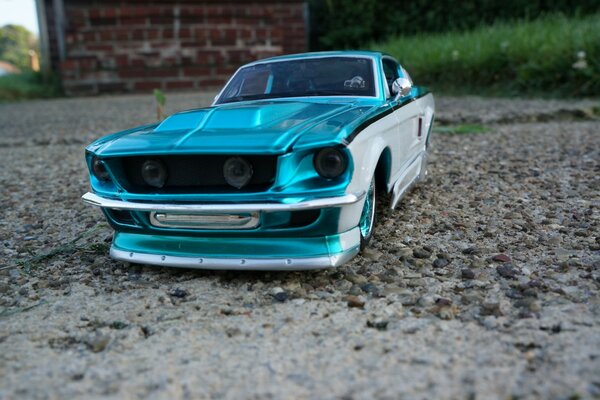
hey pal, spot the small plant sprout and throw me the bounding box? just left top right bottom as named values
left=154, top=89, right=167, bottom=120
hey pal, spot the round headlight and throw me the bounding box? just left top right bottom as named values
left=314, top=147, right=347, bottom=179
left=223, top=157, right=253, bottom=189
left=91, top=156, right=111, bottom=182
left=141, top=159, right=168, bottom=188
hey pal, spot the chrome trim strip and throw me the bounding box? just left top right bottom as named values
left=82, top=191, right=364, bottom=213
left=110, top=247, right=359, bottom=270
left=149, top=212, right=260, bottom=230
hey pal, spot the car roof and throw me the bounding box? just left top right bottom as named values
left=245, top=51, right=387, bottom=66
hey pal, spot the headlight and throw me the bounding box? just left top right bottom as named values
left=313, top=147, right=347, bottom=179
left=91, top=156, right=111, bottom=182
left=223, top=157, right=253, bottom=189
left=141, top=159, right=168, bottom=188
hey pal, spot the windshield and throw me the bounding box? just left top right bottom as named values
left=216, top=57, right=376, bottom=104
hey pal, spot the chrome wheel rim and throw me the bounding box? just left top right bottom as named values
left=359, top=179, right=375, bottom=239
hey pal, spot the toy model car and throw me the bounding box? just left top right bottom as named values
left=82, top=51, right=434, bottom=270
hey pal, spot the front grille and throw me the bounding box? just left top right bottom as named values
left=115, top=155, right=277, bottom=193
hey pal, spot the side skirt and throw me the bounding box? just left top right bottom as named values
left=389, top=151, right=426, bottom=210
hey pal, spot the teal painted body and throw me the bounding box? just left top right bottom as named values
left=84, top=51, right=430, bottom=266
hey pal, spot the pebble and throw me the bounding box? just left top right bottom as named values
left=168, top=288, right=189, bottom=298
left=413, top=248, right=432, bottom=259
left=461, top=269, right=476, bottom=280
left=86, top=333, right=111, bottom=353
left=0, top=282, right=11, bottom=294
left=497, top=264, right=519, bottom=279
left=366, top=319, right=389, bottom=331
left=492, top=254, right=511, bottom=263
left=273, top=291, right=289, bottom=302
left=345, top=295, right=366, bottom=308
left=433, top=258, right=450, bottom=268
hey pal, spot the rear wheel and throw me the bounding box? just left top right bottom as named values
left=359, top=178, right=377, bottom=250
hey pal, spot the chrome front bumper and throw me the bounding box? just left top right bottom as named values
left=81, top=191, right=364, bottom=213
left=82, top=191, right=364, bottom=270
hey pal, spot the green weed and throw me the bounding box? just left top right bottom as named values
left=435, top=124, right=490, bottom=135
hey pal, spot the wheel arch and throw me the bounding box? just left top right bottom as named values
left=375, top=147, right=392, bottom=193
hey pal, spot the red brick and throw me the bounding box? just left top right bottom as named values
left=132, top=29, right=145, bottom=40
left=183, top=66, right=211, bottom=76
left=181, top=7, right=204, bottom=17
left=146, top=68, right=174, bottom=78
left=166, top=80, right=194, bottom=90
left=87, top=44, right=113, bottom=52
left=99, top=30, right=113, bottom=41
left=198, top=78, right=226, bottom=88
left=179, top=28, right=192, bottom=39
left=121, top=17, right=147, bottom=26
left=134, top=81, right=162, bottom=91
left=118, top=67, right=146, bottom=78
left=113, top=29, right=130, bottom=41
left=98, top=82, right=126, bottom=93
left=143, top=29, right=158, bottom=40
left=102, top=8, right=117, bottom=18
left=115, top=55, right=129, bottom=67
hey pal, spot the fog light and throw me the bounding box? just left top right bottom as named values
left=141, top=159, right=168, bottom=188
left=314, top=147, right=347, bottom=179
left=91, top=156, right=111, bottom=181
left=223, top=157, right=253, bottom=189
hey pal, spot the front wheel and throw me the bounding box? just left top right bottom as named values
left=359, top=178, right=377, bottom=250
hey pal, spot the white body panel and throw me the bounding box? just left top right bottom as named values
left=340, top=93, right=435, bottom=231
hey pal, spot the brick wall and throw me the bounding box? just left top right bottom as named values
left=50, top=0, right=307, bottom=95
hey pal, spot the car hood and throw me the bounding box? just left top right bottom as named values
left=89, top=99, right=381, bottom=157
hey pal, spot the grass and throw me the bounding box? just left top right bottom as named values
left=372, top=13, right=600, bottom=97
left=0, top=71, right=63, bottom=102
left=0, top=224, right=109, bottom=273
left=434, top=124, right=490, bottom=135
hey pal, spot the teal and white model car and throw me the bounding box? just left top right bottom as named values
left=83, top=51, right=435, bottom=270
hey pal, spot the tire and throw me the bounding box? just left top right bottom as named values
left=359, top=178, right=377, bottom=250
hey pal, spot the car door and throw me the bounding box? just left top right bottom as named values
left=382, top=57, right=424, bottom=204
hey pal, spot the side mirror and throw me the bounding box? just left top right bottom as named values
left=392, top=77, right=412, bottom=100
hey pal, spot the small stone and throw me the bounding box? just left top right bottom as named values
left=432, top=258, right=450, bottom=268
left=417, top=295, right=436, bottom=307
left=436, top=305, right=458, bottom=320
left=435, top=297, right=452, bottom=306
left=360, top=282, right=381, bottom=296
left=0, top=283, right=11, bottom=294
left=461, top=269, right=475, bottom=280
left=462, top=247, right=478, bottom=255
left=492, top=254, right=511, bottom=263
left=481, top=300, right=503, bottom=316
left=497, top=264, right=519, bottom=279
left=273, top=291, right=288, bottom=302
left=413, top=248, right=432, bottom=259
left=366, top=319, right=388, bottom=331
left=345, top=295, right=366, bottom=308
left=86, top=333, right=111, bottom=353
left=345, top=273, right=368, bottom=285
left=168, top=288, right=189, bottom=298
left=362, top=247, right=383, bottom=261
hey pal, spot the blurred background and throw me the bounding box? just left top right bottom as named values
left=0, top=0, right=598, bottom=101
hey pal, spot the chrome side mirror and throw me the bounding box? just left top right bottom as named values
left=392, top=77, right=412, bottom=100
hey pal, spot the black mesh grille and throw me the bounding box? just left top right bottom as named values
left=116, top=155, right=277, bottom=193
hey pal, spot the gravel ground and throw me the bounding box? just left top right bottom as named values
left=0, top=93, right=599, bottom=399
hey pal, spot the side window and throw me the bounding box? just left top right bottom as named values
left=382, top=58, right=400, bottom=98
